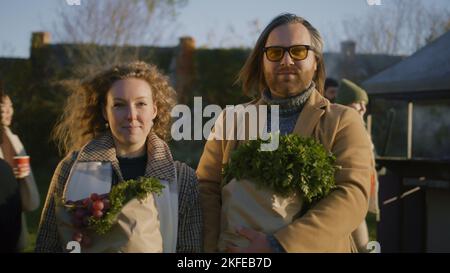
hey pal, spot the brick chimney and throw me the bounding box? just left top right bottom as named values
left=31, top=32, right=51, bottom=49
left=339, top=40, right=358, bottom=81
left=171, top=36, right=196, bottom=104
left=341, top=40, right=356, bottom=59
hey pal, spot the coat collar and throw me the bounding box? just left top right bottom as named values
left=254, top=88, right=328, bottom=137
left=293, top=89, right=328, bottom=137
left=77, top=131, right=175, bottom=183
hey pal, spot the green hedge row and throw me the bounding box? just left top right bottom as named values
left=1, top=46, right=253, bottom=170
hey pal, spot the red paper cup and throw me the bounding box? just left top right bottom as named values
left=14, top=155, right=30, bottom=168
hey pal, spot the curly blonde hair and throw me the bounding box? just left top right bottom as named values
left=53, top=61, right=177, bottom=155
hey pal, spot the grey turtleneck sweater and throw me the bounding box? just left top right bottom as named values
left=262, top=82, right=315, bottom=135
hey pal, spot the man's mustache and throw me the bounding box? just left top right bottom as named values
left=276, top=67, right=299, bottom=74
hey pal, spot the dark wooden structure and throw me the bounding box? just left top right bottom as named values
left=362, top=31, right=450, bottom=252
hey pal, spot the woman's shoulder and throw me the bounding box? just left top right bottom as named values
left=174, top=161, right=199, bottom=214
left=59, top=151, right=79, bottom=165
left=3, top=127, right=24, bottom=148
left=53, top=151, right=79, bottom=180
left=174, top=161, right=197, bottom=184
left=48, top=151, right=80, bottom=197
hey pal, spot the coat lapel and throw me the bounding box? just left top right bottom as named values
left=76, top=131, right=175, bottom=184
left=144, top=132, right=175, bottom=183
left=77, top=132, right=124, bottom=182
left=293, top=89, right=328, bottom=137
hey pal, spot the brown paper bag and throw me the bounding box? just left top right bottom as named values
left=218, top=178, right=303, bottom=252
left=55, top=194, right=163, bottom=253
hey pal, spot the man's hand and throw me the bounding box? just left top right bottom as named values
left=226, top=227, right=272, bottom=253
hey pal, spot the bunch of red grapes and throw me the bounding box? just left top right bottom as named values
left=66, top=193, right=111, bottom=247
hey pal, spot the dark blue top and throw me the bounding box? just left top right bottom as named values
left=117, top=154, right=148, bottom=181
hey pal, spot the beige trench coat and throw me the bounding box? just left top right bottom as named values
left=197, top=89, right=373, bottom=253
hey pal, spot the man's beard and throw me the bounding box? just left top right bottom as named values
left=265, top=70, right=310, bottom=98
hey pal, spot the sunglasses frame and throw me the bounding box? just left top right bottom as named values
left=263, top=45, right=315, bottom=62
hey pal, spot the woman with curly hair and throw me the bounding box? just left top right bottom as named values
left=35, top=61, right=202, bottom=253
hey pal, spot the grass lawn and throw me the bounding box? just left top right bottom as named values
left=367, top=212, right=378, bottom=242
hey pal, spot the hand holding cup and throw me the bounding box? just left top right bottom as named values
left=13, top=156, right=30, bottom=179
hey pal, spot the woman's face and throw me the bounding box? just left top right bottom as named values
left=103, top=78, right=157, bottom=154
left=1, top=95, right=14, bottom=127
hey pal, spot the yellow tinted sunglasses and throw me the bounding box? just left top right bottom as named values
left=263, top=45, right=315, bottom=62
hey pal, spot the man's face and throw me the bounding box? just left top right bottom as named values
left=324, top=86, right=338, bottom=102
left=263, top=23, right=317, bottom=98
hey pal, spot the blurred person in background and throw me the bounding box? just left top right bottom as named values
left=1, top=88, right=40, bottom=252
left=0, top=83, right=22, bottom=252
left=335, top=78, right=380, bottom=253
left=324, top=77, right=339, bottom=103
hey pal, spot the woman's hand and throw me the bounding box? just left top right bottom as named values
left=14, top=164, right=30, bottom=179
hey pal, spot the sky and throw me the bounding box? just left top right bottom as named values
left=0, top=0, right=449, bottom=58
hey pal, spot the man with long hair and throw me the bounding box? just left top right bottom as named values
left=197, top=13, right=373, bottom=252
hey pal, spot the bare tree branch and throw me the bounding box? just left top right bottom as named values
left=52, top=0, right=187, bottom=76
left=332, top=0, right=450, bottom=55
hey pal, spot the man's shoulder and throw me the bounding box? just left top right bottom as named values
left=243, top=97, right=261, bottom=106
left=327, top=102, right=348, bottom=114
left=223, top=98, right=261, bottom=110
left=325, top=103, right=360, bottom=122
left=314, top=103, right=365, bottom=138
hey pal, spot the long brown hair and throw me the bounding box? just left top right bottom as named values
left=236, top=13, right=326, bottom=97
left=53, top=61, right=177, bottom=155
